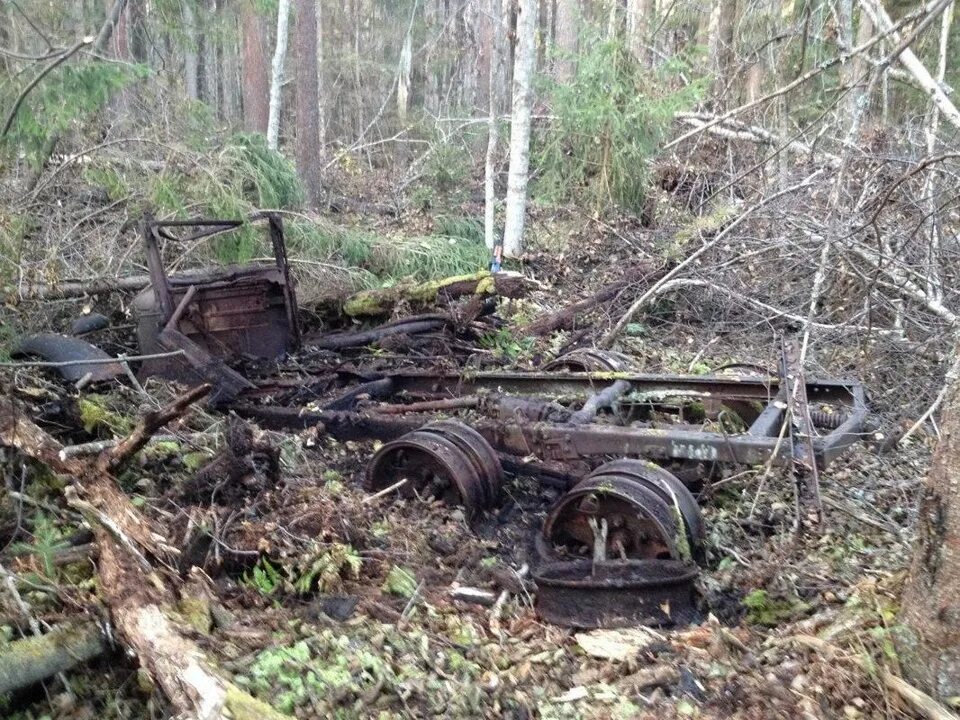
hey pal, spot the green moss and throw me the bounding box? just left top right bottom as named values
left=177, top=597, right=212, bottom=635
left=224, top=683, right=291, bottom=720
left=78, top=397, right=132, bottom=436
left=182, top=451, right=213, bottom=471
left=382, top=566, right=418, bottom=598
left=743, top=589, right=810, bottom=626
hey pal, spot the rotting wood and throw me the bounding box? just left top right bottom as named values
left=0, top=620, right=106, bottom=694
left=0, top=398, right=290, bottom=720
left=342, top=271, right=527, bottom=317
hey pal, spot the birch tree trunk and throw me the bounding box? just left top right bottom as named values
left=899, top=365, right=960, bottom=700
left=484, top=0, right=507, bottom=250
left=294, top=0, right=322, bottom=206
left=241, top=1, right=270, bottom=133
left=397, top=26, right=412, bottom=121
left=502, top=0, right=538, bottom=258
left=267, top=0, right=292, bottom=150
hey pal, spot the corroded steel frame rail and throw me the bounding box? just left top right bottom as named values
left=232, top=369, right=870, bottom=471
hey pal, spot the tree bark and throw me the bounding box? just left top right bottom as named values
left=184, top=0, right=200, bottom=100
left=0, top=622, right=106, bottom=694
left=553, top=0, right=578, bottom=82
left=900, top=371, right=960, bottom=701
left=267, top=0, right=292, bottom=150
left=241, top=1, right=270, bottom=133
left=502, top=0, right=538, bottom=258
left=294, top=0, right=322, bottom=206
left=626, top=0, right=651, bottom=65
left=707, top=0, right=737, bottom=102
left=484, top=0, right=507, bottom=250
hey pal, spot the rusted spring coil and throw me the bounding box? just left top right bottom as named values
left=541, top=459, right=704, bottom=563
left=808, top=409, right=849, bottom=430
left=365, top=421, right=502, bottom=518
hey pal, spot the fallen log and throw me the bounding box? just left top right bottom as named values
left=343, top=271, right=527, bottom=317
left=3, top=274, right=151, bottom=302
left=0, top=621, right=106, bottom=694
left=0, top=396, right=288, bottom=719
left=521, top=263, right=666, bottom=337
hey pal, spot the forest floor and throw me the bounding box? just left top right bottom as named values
left=0, top=191, right=940, bottom=720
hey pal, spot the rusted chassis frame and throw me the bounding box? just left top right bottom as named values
left=234, top=370, right=869, bottom=471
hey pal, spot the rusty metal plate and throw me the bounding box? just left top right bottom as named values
left=534, top=559, right=699, bottom=628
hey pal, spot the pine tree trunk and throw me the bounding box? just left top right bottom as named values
left=241, top=2, right=270, bottom=133
left=267, top=0, right=292, bottom=150
left=184, top=0, right=200, bottom=100
left=502, top=0, right=538, bottom=258
left=315, top=1, right=325, bottom=146
left=294, top=0, right=322, bottom=206
left=899, top=368, right=960, bottom=700
left=626, top=0, right=651, bottom=64
left=553, top=0, right=578, bottom=82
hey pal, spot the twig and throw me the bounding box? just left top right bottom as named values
left=900, top=351, right=960, bottom=444
left=0, top=350, right=186, bottom=369
left=601, top=173, right=824, bottom=347
left=362, top=478, right=409, bottom=504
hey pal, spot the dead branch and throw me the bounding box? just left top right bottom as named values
left=521, top=262, right=665, bottom=336
left=99, top=384, right=210, bottom=472
left=0, top=621, right=106, bottom=694
left=3, top=274, right=151, bottom=301
left=601, top=173, right=825, bottom=347
left=0, top=399, right=288, bottom=719
left=859, top=0, right=960, bottom=129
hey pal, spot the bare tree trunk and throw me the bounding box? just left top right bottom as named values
left=502, top=0, right=537, bottom=258
left=899, top=366, right=960, bottom=701
left=850, top=7, right=873, bottom=119
left=294, top=0, right=322, bottom=206
left=626, top=0, right=651, bottom=64
left=553, top=0, right=578, bottom=81
left=397, top=24, right=412, bottom=121
left=922, top=2, right=953, bottom=310
left=707, top=0, right=737, bottom=101
left=316, top=1, right=325, bottom=146
left=484, top=0, right=507, bottom=250
left=221, top=8, right=241, bottom=123
left=184, top=0, right=200, bottom=100
left=267, top=0, right=292, bottom=150
left=838, top=0, right=856, bottom=121
left=241, top=1, right=270, bottom=133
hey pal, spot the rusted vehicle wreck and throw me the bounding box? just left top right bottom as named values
left=13, top=214, right=873, bottom=629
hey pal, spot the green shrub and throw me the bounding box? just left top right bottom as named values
left=535, top=29, right=705, bottom=212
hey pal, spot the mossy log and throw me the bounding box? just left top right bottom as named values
left=0, top=621, right=106, bottom=694
left=343, top=270, right=527, bottom=317
left=0, top=395, right=290, bottom=719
